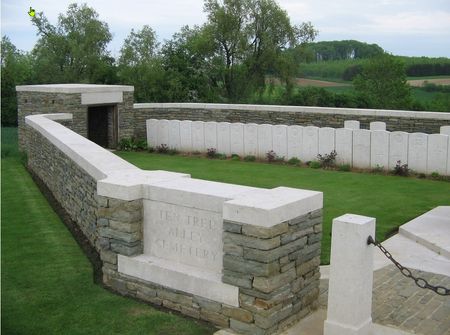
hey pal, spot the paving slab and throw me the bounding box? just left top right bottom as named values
left=399, top=206, right=450, bottom=258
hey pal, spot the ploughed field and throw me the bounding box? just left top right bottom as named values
left=116, top=150, right=450, bottom=265
left=1, top=128, right=214, bottom=335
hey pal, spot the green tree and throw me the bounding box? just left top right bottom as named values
left=1, top=36, right=33, bottom=126
left=354, top=54, right=412, bottom=110
left=203, top=0, right=317, bottom=101
left=117, top=25, right=165, bottom=102
left=161, top=25, right=221, bottom=102
left=31, top=3, right=115, bottom=83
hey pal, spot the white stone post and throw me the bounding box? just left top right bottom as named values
left=324, top=214, right=376, bottom=335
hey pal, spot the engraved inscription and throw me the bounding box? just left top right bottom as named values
left=144, top=201, right=223, bottom=272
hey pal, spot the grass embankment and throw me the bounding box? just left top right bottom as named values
left=116, top=150, right=450, bottom=264
left=1, top=128, right=214, bottom=335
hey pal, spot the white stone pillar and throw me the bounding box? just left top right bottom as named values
left=324, top=214, right=376, bottom=335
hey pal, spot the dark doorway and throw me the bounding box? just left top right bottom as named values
left=87, top=105, right=117, bottom=148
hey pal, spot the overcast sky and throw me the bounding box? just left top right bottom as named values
left=2, top=0, right=450, bottom=57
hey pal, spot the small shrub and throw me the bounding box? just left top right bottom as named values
left=317, top=150, right=337, bottom=169
left=266, top=150, right=277, bottom=163
left=135, top=140, right=147, bottom=150
left=118, top=138, right=135, bottom=151
left=156, top=144, right=169, bottom=154
left=392, top=160, right=410, bottom=177
left=206, top=148, right=217, bottom=158
left=231, top=154, right=241, bottom=161
left=338, top=164, right=351, bottom=172
left=118, top=138, right=147, bottom=151
left=372, top=165, right=384, bottom=173
left=217, top=153, right=227, bottom=160
left=148, top=146, right=155, bottom=153
left=309, top=161, right=322, bottom=169
left=418, top=173, right=426, bottom=179
left=287, top=157, right=301, bottom=165
left=431, top=172, right=440, bottom=180
left=244, top=155, right=256, bottom=162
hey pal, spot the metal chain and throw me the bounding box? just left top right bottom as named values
left=367, top=236, right=450, bottom=296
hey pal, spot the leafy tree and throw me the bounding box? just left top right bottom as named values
left=307, top=40, right=384, bottom=61
left=161, top=25, right=221, bottom=102
left=117, top=25, right=166, bottom=102
left=203, top=0, right=317, bottom=100
left=353, top=54, right=412, bottom=110
left=1, top=36, right=33, bottom=126
left=31, top=3, right=115, bottom=83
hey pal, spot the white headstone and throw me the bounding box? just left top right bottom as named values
left=344, top=120, right=360, bottom=130
left=389, top=132, right=409, bottom=169
left=180, top=120, right=193, bottom=152
left=318, top=127, right=335, bottom=156
left=168, top=120, right=181, bottom=150
left=192, top=121, right=205, bottom=152
left=335, top=128, right=353, bottom=165
left=257, top=124, right=273, bottom=158
left=427, top=134, right=449, bottom=175
left=352, top=129, right=371, bottom=169
left=204, top=121, right=218, bottom=150
left=447, top=136, right=450, bottom=176
left=370, top=122, right=386, bottom=131
left=158, top=119, right=170, bottom=147
left=440, top=125, right=450, bottom=135
left=301, top=126, right=319, bottom=162
left=217, top=122, right=231, bottom=155
left=230, top=123, right=244, bottom=156
left=272, top=125, right=288, bottom=160
left=244, top=123, right=258, bottom=156
left=287, top=126, right=303, bottom=160
left=408, top=133, right=428, bottom=174
left=370, top=130, right=389, bottom=169
left=146, top=119, right=159, bottom=148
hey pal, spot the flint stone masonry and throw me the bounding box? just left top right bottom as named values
left=133, top=103, right=450, bottom=140
left=24, top=112, right=323, bottom=334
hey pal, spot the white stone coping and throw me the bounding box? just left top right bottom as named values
left=223, top=187, right=323, bottom=227
left=144, top=178, right=260, bottom=213
left=26, top=114, right=323, bottom=217
left=399, top=206, right=450, bottom=258
left=26, top=114, right=188, bottom=200
left=118, top=254, right=239, bottom=307
left=134, top=103, right=450, bottom=120
left=17, top=84, right=134, bottom=93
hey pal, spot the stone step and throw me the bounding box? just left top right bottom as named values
left=399, top=206, right=450, bottom=259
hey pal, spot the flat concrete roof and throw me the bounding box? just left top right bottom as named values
left=16, top=84, right=134, bottom=93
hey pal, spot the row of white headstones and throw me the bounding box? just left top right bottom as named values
left=146, top=119, right=450, bottom=175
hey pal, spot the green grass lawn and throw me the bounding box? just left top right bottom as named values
left=1, top=128, right=214, bottom=335
left=115, top=151, right=450, bottom=264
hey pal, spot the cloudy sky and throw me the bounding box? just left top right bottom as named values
left=2, top=0, right=450, bottom=57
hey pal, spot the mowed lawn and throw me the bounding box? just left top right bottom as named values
left=1, top=128, right=215, bottom=335
left=116, top=151, right=450, bottom=264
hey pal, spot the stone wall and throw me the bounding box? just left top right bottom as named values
left=18, top=91, right=81, bottom=150
left=26, top=125, right=100, bottom=250
left=133, top=103, right=450, bottom=140
left=24, top=113, right=323, bottom=334
left=221, top=210, right=322, bottom=334
left=16, top=85, right=134, bottom=151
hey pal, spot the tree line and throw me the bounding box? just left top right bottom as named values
left=2, top=1, right=448, bottom=126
